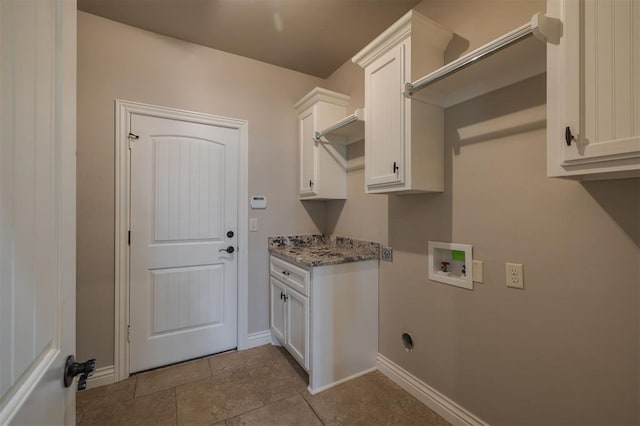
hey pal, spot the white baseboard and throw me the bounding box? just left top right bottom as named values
left=377, top=354, right=488, bottom=426
left=86, top=365, right=115, bottom=389
left=307, top=366, right=377, bottom=395
left=245, top=330, right=273, bottom=349
left=271, top=334, right=283, bottom=347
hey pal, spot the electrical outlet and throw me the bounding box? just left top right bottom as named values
left=381, top=247, right=393, bottom=262
left=506, top=262, right=524, bottom=289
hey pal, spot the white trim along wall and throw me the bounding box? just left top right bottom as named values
left=114, top=99, right=249, bottom=381
left=86, top=366, right=116, bottom=389
left=246, top=330, right=273, bottom=349
left=376, top=354, right=488, bottom=426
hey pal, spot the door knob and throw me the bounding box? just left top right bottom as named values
left=219, top=246, right=235, bottom=254
left=64, top=355, right=96, bottom=391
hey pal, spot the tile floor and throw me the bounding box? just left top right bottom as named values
left=77, top=345, right=449, bottom=425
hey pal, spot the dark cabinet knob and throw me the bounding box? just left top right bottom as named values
left=565, top=126, right=575, bottom=146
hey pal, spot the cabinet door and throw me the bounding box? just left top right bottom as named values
left=548, top=0, right=640, bottom=176
left=285, top=288, right=309, bottom=369
left=299, top=106, right=317, bottom=196
left=365, top=42, right=406, bottom=189
left=270, top=277, right=286, bottom=344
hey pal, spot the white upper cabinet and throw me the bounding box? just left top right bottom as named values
left=547, top=0, right=640, bottom=179
left=352, top=11, right=453, bottom=193
left=294, top=88, right=349, bottom=199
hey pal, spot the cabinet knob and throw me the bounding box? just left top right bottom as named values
left=309, top=180, right=313, bottom=187
left=565, top=126, right=575, bottom=146
left=393, top=161, right=399, bottom=173
left=280, top=291, right=284, bottom=300
left=283, top=294, right=289, bottom=302
left=282, top=270, right=290, bottom=276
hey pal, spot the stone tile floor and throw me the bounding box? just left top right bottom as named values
left=77, top=345, right=450, bottom=425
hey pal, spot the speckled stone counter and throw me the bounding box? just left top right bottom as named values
left=268, top=235, right=380, bottom=267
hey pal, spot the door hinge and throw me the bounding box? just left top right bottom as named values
left=128, top=230, right=131, bottom=245
left=127, top=324, right=131, bottom=343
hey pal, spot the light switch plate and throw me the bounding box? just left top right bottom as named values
left=249, top=218, right=258, bottom=232
left=472, top=260, right=483, bottom=283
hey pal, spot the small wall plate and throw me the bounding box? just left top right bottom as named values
left=381, top=247, right=393, bottom=262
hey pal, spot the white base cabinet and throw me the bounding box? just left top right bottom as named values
left=270, top=278, right=309, bottom=368
left=269, top=257, right=310, bottom=369
left=269, top=255, right=378, bottom=394
left=269, top=277, right=287, bottom=347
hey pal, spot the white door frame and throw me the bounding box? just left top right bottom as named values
left=114, top=99, right=249, bottom=381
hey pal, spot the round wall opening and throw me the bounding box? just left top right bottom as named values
left=401, top=332, right=414, bottom=351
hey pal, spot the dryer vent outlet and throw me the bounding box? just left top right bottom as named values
left=402, top=332, right=414, bottom=351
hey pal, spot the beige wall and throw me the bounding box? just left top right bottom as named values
left=77, top=11, right=324, bottom=366
left=78, top=2, right=640, bottom=423
left=323, top=1, right=640, bottom=424
left=323, top=60, right=387, bottom=244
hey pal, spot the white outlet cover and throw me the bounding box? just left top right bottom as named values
left=506, top=262, right=524, bottom=289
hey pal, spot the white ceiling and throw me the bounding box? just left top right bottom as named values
left=77, top=0, right=421, bottom=78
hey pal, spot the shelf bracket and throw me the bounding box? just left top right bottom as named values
left=531, top=12, right=562, bottom=45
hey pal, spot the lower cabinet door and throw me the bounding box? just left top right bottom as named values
left=285, top=287, right=309, bottom=369
left=270, top=277, right=286, bottom=344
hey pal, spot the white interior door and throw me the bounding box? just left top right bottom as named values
left=129, top=112, right=239, bottom=373
left=0, top=0, right=77, bottom=424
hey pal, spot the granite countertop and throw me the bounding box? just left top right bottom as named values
left=268, top=235, right=380, bottom=267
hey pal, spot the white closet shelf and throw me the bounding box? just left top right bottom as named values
left=404, top=13, right=561, bottom=108
left=314, top=108, right=365, bottom=145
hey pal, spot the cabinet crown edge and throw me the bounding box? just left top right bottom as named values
left=294, top=87, right=351, bottom=113
left=351, top=9, right=453, bottom=68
